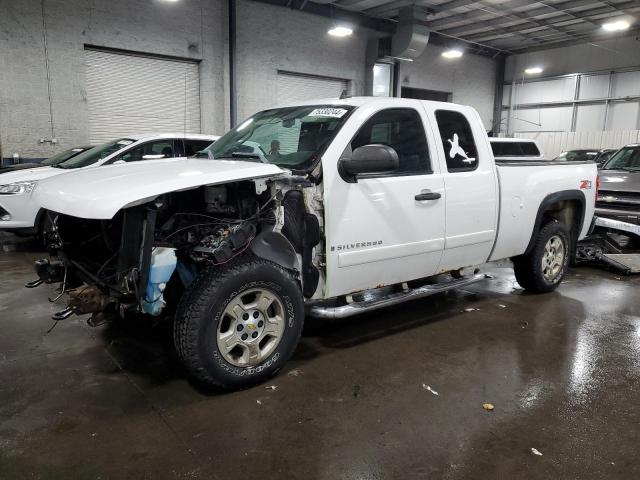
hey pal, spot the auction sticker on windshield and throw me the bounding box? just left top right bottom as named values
left=308, top=108, right=348, bottom=118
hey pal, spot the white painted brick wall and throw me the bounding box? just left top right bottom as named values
left=401, top=43, right=497, bottom=129
left=0, top=0, right=227, bottom=160
left=0, top=0, right=497, bottom=160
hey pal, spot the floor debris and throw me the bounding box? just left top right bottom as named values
left=288, top=369, right=301, bottom=377
left=256, top=400, right=262, bottom=405
left=422, top=384, right=439, bottom=396
left=265, top=385, right=277, bottom=391
left=464, top=308, right=479, bottom=312
left=498, top=304, right=507, bottom=308
left=483, top=403, right=494, bottom=411
left=531, top=448, right=543, bottom=456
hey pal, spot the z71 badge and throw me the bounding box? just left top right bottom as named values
left=331, top=240, right=383, bottom=252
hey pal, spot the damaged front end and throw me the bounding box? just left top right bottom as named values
left=30, top=176, right=324, bottom=324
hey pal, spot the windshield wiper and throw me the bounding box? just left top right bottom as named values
left=231, top=152, right=262, bottom=159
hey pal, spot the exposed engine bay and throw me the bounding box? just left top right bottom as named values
left=33, top=178, right=323, bottom=323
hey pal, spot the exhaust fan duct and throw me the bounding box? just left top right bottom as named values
left=390, top=6, right=430, bottom=61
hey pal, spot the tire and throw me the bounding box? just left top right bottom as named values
left=513, top=219, right=570, bottom=293
left=173, top=256, right=304, bottom=389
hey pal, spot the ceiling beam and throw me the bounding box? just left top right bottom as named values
left=463, top=3, right=640, bottom=42
left=427, top=0, right=604, bottom=30
left=510, top=25, right=640, bottom=53
left=437, top=1, right=587, bottom=46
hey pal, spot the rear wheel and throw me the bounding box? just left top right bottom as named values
left=513, top=220, right=570, bottom=293
left=173, top=257, right=304, bottom=389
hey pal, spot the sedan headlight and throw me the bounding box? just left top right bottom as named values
left=0, top=181, right=37, bottom=195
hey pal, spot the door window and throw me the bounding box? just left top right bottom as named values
left=435, top=110, right=478, bottom=172
left=184, top=140, right=214, bottom=156
left=118, top=140, right=175, bottom=163
left=350, top=108, right=431, bottom=175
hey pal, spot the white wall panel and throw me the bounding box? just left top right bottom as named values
left=511, top=107, right=572, bottom=132
left=578, top=74, right=609, bottom=100
left=607, top=102, right=640, bottom=131
left=575, top=104, right=606, bottom=132
left=612, top=71, right=640, bottom=97
left=513, top=77, right=575, bottom=104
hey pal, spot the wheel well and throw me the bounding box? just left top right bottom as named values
left=542, top=199, right=581, bottom=234
left=525, top=191, right=586, bottom=255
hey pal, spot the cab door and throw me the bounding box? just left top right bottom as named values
left=429, top=107, right=498, bottom=270
left=323, top=104, right=446, bottom=298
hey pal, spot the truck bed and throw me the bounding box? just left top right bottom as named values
left=489, top=161, right=598, bottom=262
left=495, top=160, right=595, bottom=166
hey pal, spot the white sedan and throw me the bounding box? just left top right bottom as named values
left=0, top=133, right=218, bottom=237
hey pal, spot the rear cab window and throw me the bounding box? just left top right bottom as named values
left=491, top=141, right=540, bottom=157
left=434, top=110, right=478, bottom=172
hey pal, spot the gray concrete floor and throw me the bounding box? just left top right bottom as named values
left=1, top=237, right=640, bottom=479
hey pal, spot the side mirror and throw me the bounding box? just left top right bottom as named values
left=340, top=144, right=399, bottom=181
left=113, top=159, right=126, bottom=165
left=142, top=154, right=166, bottom=160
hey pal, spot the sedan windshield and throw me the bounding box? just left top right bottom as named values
left=41, top=147, right=91, bottom=166
left=55, top=139, right=135, bottom=169
left=202, top=105, right=355, bottom=171
left=602, top=146, right=640, bottom=171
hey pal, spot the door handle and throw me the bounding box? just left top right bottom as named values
left=415, top=192, right=441, bottom=201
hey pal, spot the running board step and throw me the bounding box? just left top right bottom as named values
left=308, top=273, right=488, bottom=319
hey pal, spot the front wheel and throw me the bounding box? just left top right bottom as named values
left=173, top=257, right=304, bottom=389
left=513, top=220, right=570, bottom=293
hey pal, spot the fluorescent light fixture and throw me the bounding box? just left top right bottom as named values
left=328, top=26, right=353, bottom=37
left=525, top=66, right=543, bottom=74
left=602, top=20, right=630, bottom=31
left=442, top=49, right=463, bottom=59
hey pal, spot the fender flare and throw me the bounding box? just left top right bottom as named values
left=525, top=190, right=586, bottom=255
left=250, top=231, right=300, bottom=272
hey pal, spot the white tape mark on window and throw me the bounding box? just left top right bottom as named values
left=308, top=108, right=348, bottom=118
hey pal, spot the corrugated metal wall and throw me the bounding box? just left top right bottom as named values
left=503, top=68, right=640, bottom=136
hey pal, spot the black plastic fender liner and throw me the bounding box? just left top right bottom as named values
left=250, top=231, right=300, bottom=272
left=302, top=213, right=320, bottom=298
left=282, top=191, right=305, bottom=253
left=524, top=190, right=587, bottom=256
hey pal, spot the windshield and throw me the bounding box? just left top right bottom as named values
left=202, top=105, right=355, bottom=171
left=55, top=139, right=135, bottom=169
left=602, top=146, right=640, bottom=171
left=553, top=150, right=598, bottom=162
left=41, top=147, right=90, bottom=166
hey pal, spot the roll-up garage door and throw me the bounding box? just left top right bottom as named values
left=276, top=72, right=348, bottom=105
left=85, top=49, right=201, bottom=143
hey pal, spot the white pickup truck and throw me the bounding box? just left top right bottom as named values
left=29, top=97, right=597, bottom=389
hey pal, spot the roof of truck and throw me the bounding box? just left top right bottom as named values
left=275, top=96, right=468, bottom=111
